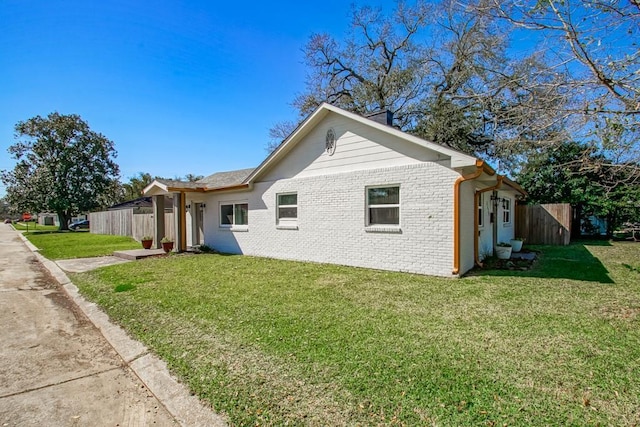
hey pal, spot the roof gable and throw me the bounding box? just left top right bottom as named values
left=244, top=103, right=478, bottom=184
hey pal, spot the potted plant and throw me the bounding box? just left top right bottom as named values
left=510, top=237, right=524, bottom=252
left=496, top=242, right=512, bottom=260
left=161, top=236, right=174, bottom=253
left=141, top=236, right=153, bottom=250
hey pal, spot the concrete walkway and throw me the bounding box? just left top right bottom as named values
left=0, top=224, right=226, bottom=426
left=55, top=255, right=131, bottom=273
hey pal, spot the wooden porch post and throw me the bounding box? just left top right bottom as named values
left=173, top=192, right=187, bottom=252
left=152, top=195, right=165, bottom=249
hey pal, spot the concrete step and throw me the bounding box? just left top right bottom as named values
left=113, top=248, right=166, bottom=260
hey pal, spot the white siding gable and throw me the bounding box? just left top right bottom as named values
left=260, top=112, right=450, bottom=182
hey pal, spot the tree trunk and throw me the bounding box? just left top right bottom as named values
left=57, top=211, right=71, bottom=231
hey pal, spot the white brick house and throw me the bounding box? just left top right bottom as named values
left=144, top=103, right=525, bottom=277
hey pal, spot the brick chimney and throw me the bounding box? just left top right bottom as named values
left=365, top=109, right=394, bottom=126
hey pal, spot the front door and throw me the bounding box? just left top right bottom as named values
left=192, top=203, right=204, bottom=246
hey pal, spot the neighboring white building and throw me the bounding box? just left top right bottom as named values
left=38, top=212, right=60, bottom=226
left=37, top=213, right=86, bottom=227
left=144, top=103, right=525, bottom=277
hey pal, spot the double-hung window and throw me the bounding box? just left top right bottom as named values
left=366, top=186, right=400, bottom=226
left=220, top=202, right=248, bottom=228
left=277, top=193, right=298, bottom=228
left=502, top=198, right=511, bottom=225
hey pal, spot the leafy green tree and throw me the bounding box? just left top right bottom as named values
left=1, top=113, right=120, bottom=230
left=516, top=141, right=640, bottom=235
left=183, top=173, right=204, bottom=182
left=119, top=172, right=204, bottom=202
left=0, top=197, right=14, bottom=219
left=121, top=172, right=155, bottom=201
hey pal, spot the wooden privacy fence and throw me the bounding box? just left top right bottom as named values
left=132, top=212, right=175, bottom=242
left=516, top=203, right=572, bottom=245
left=90, top=209, right=174, bottom=242
left=90, top=209, right=132, bottom=237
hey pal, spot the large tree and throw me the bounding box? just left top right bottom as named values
left=412, top=1, right=571, bottom=160
left=0, top=197, right=13, bottom=220
left=267, top=0, right=639, bottom=220
left=270, top=0, right=571, bottom=163
left=1, top=113, right=120, bottom=230
left=266, top=1, right=434, bottom=152
left=473, top=0, right=640, bottom=185
left=294, top=2, right=433, bottom=126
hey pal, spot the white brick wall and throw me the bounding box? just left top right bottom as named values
left=202, top=162, right=461, bottom=277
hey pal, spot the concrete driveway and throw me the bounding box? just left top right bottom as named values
left=0, top=225, right=225, bottom=426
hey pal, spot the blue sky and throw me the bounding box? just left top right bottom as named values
left=0, top=0, right=394, bottom=196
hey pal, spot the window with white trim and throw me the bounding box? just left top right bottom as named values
left=366, top=186, right=400, bottom=226
left=502, top=198, right=511, bottom=225
left=277, top=193, right=298, bottom=226
left=478, top=193, right=484, bottom=228
left=220, top=202, right=248, bottom=227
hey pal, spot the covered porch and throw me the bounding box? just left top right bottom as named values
left=473, top=174, right=527, bottom=265
left=142, top=180, right=206, bottom=252
left=142, top=170, right=254, bottom=252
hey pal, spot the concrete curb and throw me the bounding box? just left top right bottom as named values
left=17, top=232, right=226, bottom=427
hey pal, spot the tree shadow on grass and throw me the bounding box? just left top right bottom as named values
left=24, top=230, right=67, bottom=235
left=468, top=241, right=614, bottom=284
left=622, top=264, right=640, bottom=274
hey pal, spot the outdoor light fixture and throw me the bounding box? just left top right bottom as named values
left=490, top=194, right=509, bottom=209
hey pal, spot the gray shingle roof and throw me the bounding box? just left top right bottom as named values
left=196, top=168, right=255, bottom=188
left=108, top=196, right=152, bottom=210
left=152, top=168, right=255, bottom=192
left=155, top=179, right=203, bottom=189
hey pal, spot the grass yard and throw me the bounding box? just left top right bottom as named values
left=72, top=242, right=640, bottom=426
left=12, top=222, right=59, bottom=232
left=25, top=232, right=141, bottom=259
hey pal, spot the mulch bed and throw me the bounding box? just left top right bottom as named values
left=480, top=249, right=539, bottom=271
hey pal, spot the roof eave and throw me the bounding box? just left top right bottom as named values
left=166, top=186, right=206, bottom=193
left=143, top=180, right=168, bottom=196
left=501, top=176, right=528, bottom=197
left=143, top=180, right=208, bottom=195
left=203, top=183, right=251, bottom=193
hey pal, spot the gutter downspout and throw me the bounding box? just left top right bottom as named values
left=452, top=160, right=485, bottom=275
left=474, top=176, right=504, bottom=267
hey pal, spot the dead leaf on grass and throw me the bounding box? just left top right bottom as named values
left=599, top=304, right=640, bottom=321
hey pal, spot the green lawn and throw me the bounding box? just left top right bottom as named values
left=13, top=222, right=59, bottom=232
left=72, top=242, right=640, bottom=426
left=26, top=232, right=141, bottom=259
